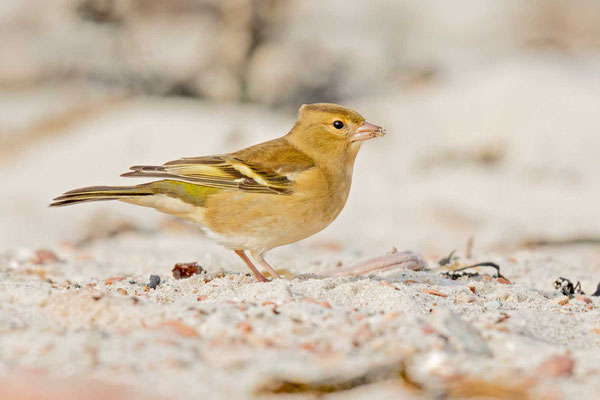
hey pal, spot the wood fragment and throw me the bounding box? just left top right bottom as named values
left=522, top=236, right=600, bottom=248
left=324, top=251, right=425, bottom=276
left=380, top=281, right=400, bottom=290
left=448, top=378, right=529, bottom=400
left=465, top=236, right=474, bottom=258
left=422, top=289, right=448, bottom=298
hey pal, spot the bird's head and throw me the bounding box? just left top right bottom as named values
left=287, top=103, right=385, bottom=161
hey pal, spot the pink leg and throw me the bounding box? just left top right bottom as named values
left=234, top=250, right=269, bottom=282
left=250, top=251, right=282, bottom=279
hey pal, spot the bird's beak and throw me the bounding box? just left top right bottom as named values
left=350, top=121, right=386, bottom=143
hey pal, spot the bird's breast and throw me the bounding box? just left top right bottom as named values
left=200, top=167, right=353, bottom=252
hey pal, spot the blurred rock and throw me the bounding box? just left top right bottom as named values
left=2, top=0, right=600, bottom=105
left=430, top=307, right=492, bottom=356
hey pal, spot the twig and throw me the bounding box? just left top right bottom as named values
left=442, top=262, right=506, bottom=280
left=465, top=236, right=474, bottom=259
left=522, top=236, right=600, bottom=247
left=438, top=250, right=456, bottom=266
left=324, top=251, right=425, bottom=276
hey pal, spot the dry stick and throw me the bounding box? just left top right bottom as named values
left=465, top=236, right=474, bottom=258
left=447, top=262, right=507, bottom=280
left=324, top=251, right=425, bottom=276
left=522, top=236, right=600, bottom=247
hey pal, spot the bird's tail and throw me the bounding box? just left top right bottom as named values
left=50, top=185, right=153, bottom=207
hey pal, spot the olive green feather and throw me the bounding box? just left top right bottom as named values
left=50, top=180, right=219, bottom=207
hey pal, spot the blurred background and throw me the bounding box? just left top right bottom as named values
left=1, top=0, right=600, bottom=257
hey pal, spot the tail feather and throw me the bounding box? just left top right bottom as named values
left=50, top=185, right=152, bottom=207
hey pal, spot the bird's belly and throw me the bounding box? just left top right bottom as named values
left=201, top=190, right=346, bottom=252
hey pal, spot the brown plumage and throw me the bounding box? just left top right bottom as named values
left=50, top=103, right=385, bottom=282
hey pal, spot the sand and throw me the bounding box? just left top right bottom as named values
left=1, top=57, right=600, bottom=399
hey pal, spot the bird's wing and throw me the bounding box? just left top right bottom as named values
left=122, top=138, right=316, bottom=195
left=122, top=155, right=293, bottom=194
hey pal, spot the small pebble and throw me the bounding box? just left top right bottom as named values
left=237, top=321, right=252, bottom=334
left=148, top=275, right=161, bottom=289
left=484, top=300, right=502, bottom=310
left=31, top=249, right=60, bottom=265
left=172, top=262, right=203, bottom=279
left=105, top=276, right=125, bottom=285
left=555, top=296, right=570, bottom=306
left=575, top=295, right=592, bottom=304
left=536, top=354, right=575, bottom=377
left=456, top=293, right=475, bottom=303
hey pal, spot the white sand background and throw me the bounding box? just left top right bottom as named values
left=1, top=56, right=600, bottom=399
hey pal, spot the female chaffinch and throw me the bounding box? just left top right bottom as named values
left=51, top=103, right=385, bottom=282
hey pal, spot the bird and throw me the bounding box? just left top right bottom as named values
left=50, top=103, right=386, bottom=282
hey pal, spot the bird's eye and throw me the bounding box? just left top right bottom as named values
left=333, top=120, right=344, bottom=129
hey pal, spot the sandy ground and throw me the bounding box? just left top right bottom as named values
left=1, top=56, right=600, bottom=399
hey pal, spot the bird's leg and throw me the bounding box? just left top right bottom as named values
left=234, top=250, right=269, bottom=282
left=250, top=251, right=282, bottom=279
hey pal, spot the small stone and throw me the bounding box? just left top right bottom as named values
left=105, top=276, right=125, bottom=285
left=536, top=354, right=575, bottom=377
left=430, top=307, right=492, bottom=356
left=197, top=295, right=208, bottom=301
left=148, top=275, right=161, bottom=289
left=468, top=285, right=476, bottom=293
left=484, top=300, right=502, bottom=310
left=237, top=321, right=252, bottom=334
left=31, top=249, right=60, bottom=265
left=117, top=288, right=128, bottom=295
left=91, top=293, right=103, bottom=301
left=497, top=277, right=512, bottom=285
left=456, top=293, right=475, bottom=303
left=575, top=295, right=592, bottom=304
left=555, top=296, right=570, bottom=306
left=172, top=262, right=203, bottom=279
